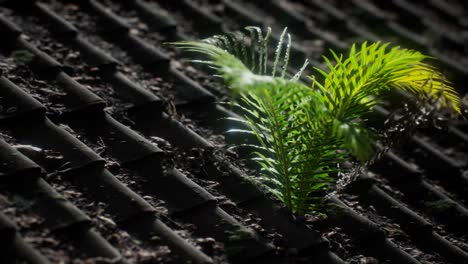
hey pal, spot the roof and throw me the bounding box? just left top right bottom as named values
left=0, top=0, right=467, bottom=263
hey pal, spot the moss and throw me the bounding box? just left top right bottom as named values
left=424, top=200, right=456, bottom=214
left=11, top=50, right=35, bottom=64
left=226, top=228, right=255, bottom=242
left=223, top=228, right=256, bottom=259
left=324, top=203, right=347, bottom=220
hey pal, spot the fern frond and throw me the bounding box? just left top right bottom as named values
left=238, top=82, right=343, bottom=213
left=314, top=42, right=461, bottom=160
left=172, top=41, right=275, bottom=94
left=317, top=42, right=461, bottom=118
left=172, top=27, right=307, bottom=80
left=272, top=27, right=288, bottom=78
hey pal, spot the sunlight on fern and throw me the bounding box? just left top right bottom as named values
left=315, top=42, right=461, bottom=117
left=171, top=27, right=461, bottom=214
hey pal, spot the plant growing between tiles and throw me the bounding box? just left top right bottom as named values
left=172, top=27, right=461, bottom=215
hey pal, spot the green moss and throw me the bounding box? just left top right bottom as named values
left=11, top=50, right=35, bottom=64
left=424, top=200, right=456, bottom=214
left=226, top=228, right=255, bottom=242
left=324, top=203, right=347, bottom=220
left=223, top=228, right=256, bottom=259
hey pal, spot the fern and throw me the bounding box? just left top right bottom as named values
left=235, top=82, right=343, bottom=212
left=172, top=27, right=461, bottom=214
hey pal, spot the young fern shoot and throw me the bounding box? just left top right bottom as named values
left=172, top=27, right=461, bottom=214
